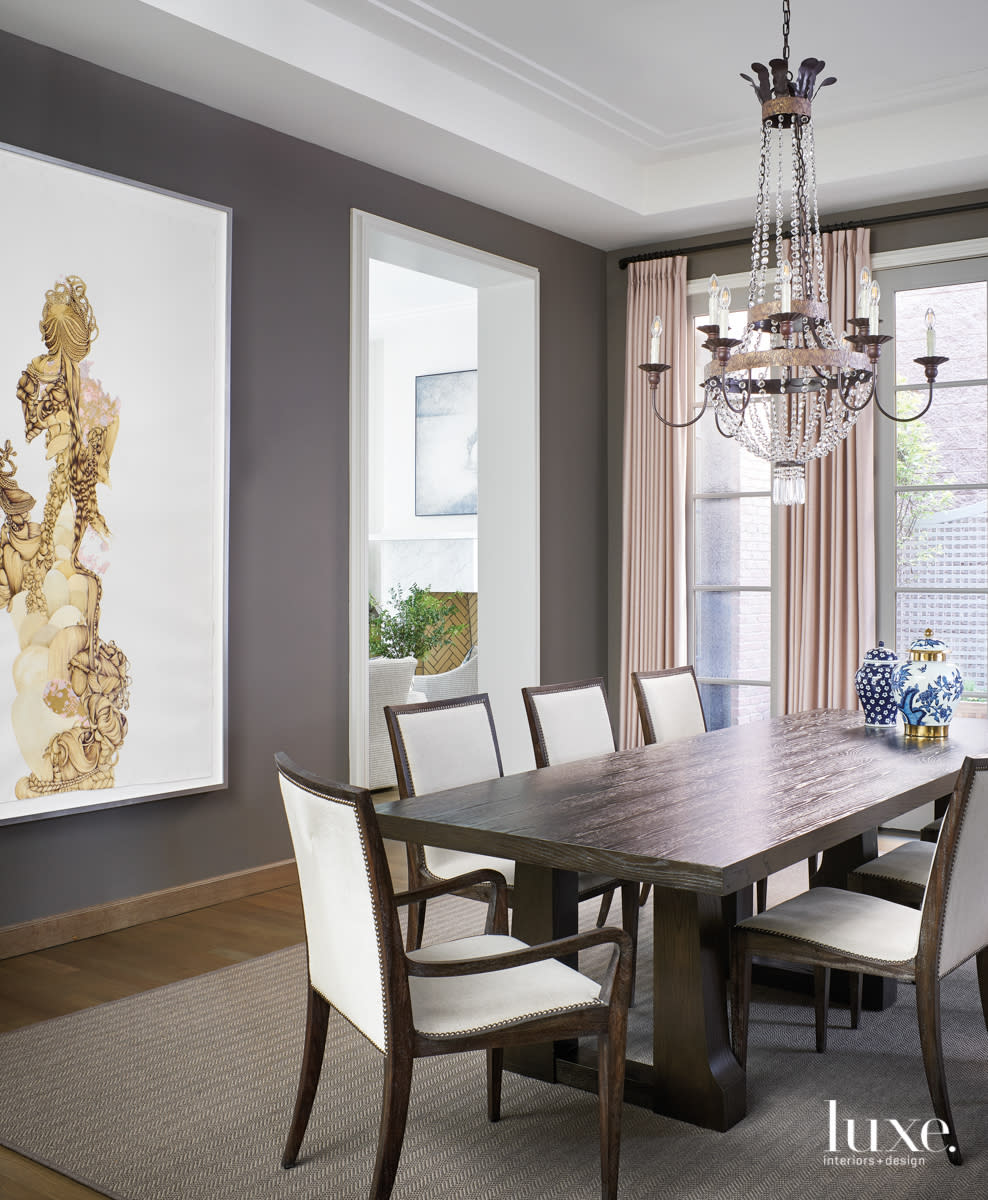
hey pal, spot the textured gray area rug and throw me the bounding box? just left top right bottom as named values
left=1, top=894, right=985, bottom=1200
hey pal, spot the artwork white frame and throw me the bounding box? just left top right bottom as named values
left=0, top=141, right=230, bottom=824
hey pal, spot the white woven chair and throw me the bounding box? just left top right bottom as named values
left=368, top=656, right=421, bottom=789
left=276, top=752, right=632, bottom=1200
left=415, top=649, right=479, bottom=703
left=730, top=755, right=988, bottom=1165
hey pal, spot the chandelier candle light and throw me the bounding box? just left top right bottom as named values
left=639, top=0, right=949, bottom=504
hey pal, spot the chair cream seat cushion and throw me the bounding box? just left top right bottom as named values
left=424, top=847, right=516, bottom=884
left=737, top=887, right=922, bottom=967
left=850, top=840, right=935, bottom=888
left=407, top=934, right=603, bottom=1037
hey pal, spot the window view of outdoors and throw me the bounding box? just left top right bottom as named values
left=691, top=312, right=772, bottom=729
left=892, top=279, right=988, bottom=711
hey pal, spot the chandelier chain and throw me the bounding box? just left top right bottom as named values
left=782, top=0, right=791, bottom=67
left=774, top=126, right=785, bottom=307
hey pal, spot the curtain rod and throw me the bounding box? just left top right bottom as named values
left=617, top=199, right=988, bottom=270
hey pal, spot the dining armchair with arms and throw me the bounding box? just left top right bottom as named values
left=275, top=752, right=633, bottom=1200
left=525, top=681, right=643, bottom=912
left=521, top=678, right=642, bottom=984
left=384, top=693, right=517, bottom=951
left=730, top=754, right=988, bottom=1165
left=387, top=691, right=637, bottom=960
left=631, top=667, right=712, bottom=909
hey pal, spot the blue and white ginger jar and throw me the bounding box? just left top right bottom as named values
left=854, top=641, right=899, bottom=727
left=891, top=628, right=964, bottom=739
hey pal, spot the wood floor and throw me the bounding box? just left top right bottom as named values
left=0, top=885, right=308, bottom=1199
left=0, top=833, right=411, bottom=1200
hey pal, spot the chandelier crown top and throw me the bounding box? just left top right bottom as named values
left=741, top=57, right=835, bottom=106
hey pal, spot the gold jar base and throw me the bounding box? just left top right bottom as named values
left=903, top=723, right=950, bottom=739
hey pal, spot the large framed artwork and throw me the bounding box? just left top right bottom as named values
left=414, top=369, right=478, bottom=516
left=0, top=142, right=230, bottom=824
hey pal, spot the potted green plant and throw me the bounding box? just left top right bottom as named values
left=369, top=584, right=466, bottom=671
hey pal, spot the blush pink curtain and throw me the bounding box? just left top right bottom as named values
left=780, top=227, right=875, bottom=711
left=619, top=256, right=690, bottom=747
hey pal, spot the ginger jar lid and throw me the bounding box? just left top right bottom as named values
left=908, top=628, right=949, bottom=662
left=861, top=640, right=898, bottom=666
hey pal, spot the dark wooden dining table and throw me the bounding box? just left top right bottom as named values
left=375, top=708, right=987, bottom=1132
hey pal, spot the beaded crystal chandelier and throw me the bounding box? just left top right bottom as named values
left=639, top=0, right=947, bottom=505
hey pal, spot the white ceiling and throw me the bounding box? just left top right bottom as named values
left=2, top=0, right=987, bottom=250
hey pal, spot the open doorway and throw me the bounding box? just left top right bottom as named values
left=350, top=212, right=540, bottom=786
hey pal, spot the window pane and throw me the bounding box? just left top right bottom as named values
left=694, top=590, right=771, bottom=681
left=894, top=281, right=987, bottom=386
left=895, top=387, right=987, bottom=485
left=694, top=418, right=771, bottom=493
left=895, top=592, right=988, bottom=692
left=896, top=489, right=987, bottom=587
left=695, top=496, right=771, bottom=586
left=699, top=683, right=771, bottom=731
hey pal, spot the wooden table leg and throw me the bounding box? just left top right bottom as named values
left=650, top=885, right=746, bottom=1131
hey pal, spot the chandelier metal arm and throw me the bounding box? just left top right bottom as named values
left=871, top=356, right=948, bottom=423
left=652, top=389, right=709, bottom=429
left=638, top=363, right=709, bottom=429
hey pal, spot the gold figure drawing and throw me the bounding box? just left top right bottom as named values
left=0, top=276, right=130, bottom=799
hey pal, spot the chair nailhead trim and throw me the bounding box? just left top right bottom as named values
left=742, top=924, right=915, bottom=969
left=419, top=998, right=605, bottom=1039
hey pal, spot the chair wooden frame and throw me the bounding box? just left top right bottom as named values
left=731, top=756, right=988, bottom=1165
left=276, top=752, right=633, bottom=1200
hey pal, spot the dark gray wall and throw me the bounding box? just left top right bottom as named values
left=0, top=31, right=608, bottom=926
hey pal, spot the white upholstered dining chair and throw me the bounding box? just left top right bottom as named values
left=631, top=665, right=707, bottom=748
left=630, top=665, right=779, bottom=911
left=848, top=836, right=935, bottom=907
left=730, top=754, right=988, bottom=1165
left=632, top=665, right=814, bottom=914
left=384, top=693, right=515, bottom=951
left=521, top=678, right=642, bottom=984
left=276, top=751, right=633, bottom=1200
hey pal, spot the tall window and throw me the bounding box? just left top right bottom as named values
left=876, top=256, right=988, bottom=713
left=689, top=300, right=775, bottom=729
